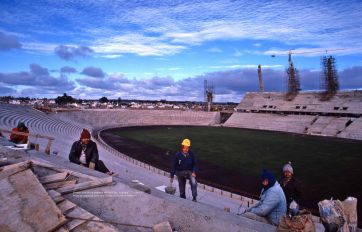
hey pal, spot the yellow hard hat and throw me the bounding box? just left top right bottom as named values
left=181, top=139, right=191, bottom=147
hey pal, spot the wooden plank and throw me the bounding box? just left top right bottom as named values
left=57, top=177, right=113, bottom=194
left=55, top=227, right=69, bottom=232
left=57, top=200, right=77, bottom=214
left=39, top=172, right=69, bottom=184
left=44, top=180, right=77, bottom=190
left=0, top=161, right=31, bottom=180
left=48, top=189, right=62, bottom=199
left=63, top=207, right=95, bottom=231
left=31, top=159, right=101, bottom=181
left=48, top=190, right=65, bottom=203
left=0, top=169, right=66, bottom=231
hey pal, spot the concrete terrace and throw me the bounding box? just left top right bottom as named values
left=226, top=91, right=362, bottom=140
left=0, top=104, right=280, bottom=232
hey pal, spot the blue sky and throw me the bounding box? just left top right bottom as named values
left=0, top=0, right=361, bottom=102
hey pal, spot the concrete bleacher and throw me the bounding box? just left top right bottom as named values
left=224, top=112, right=314, bottom=134
left=0, top=104, right=83, bottom=155
left=338, top=118, right=362, bottom=140
left=228, top=91, right=362, bottom=140
left=237, top=91, right=362, bottom=115
left=55, top=109, right=220, bottom=129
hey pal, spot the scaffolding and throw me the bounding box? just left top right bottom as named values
left=320, top=56, right=339, bottom=101
left=204, top=80, right=215, bottom=112
left=285, top=52, right=300, bottom=101
left=257, top=65, right=264, bottom=92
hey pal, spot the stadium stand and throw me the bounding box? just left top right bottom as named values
left=226, top=91, right=362, bottom=140
left=54, top=109, right=220, bottom=128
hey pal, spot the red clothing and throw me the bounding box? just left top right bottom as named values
left=10, top=127, right=29, bottom=144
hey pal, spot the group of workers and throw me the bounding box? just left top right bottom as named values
left=5, top=121, right=301, bottom=226
left=169, top=138, right=301, bottom=226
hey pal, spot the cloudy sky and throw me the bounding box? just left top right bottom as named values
left=0, top=0, right=361, bottom=102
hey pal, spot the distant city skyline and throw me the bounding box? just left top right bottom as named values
left=1, top=0, right=361, bottom=102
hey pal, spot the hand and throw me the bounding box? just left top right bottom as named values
left=89, top=162, right=95, bottom=170
left=191, top=172, right=196, bottom=177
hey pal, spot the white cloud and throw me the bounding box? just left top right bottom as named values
left=2, top=0, right=362, bottom=57
left=92, top=34, right=186, bottom=56
left=98, top=54, right=122, bottom=59
left=22, top=42, right=57, bottom=53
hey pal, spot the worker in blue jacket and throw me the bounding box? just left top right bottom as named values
left=170, top=138, right=198, bottom=202
left=243, top=169, right=287, bottom=225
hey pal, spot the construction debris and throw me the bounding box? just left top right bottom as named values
left=0, top=159, right=119, bottom=232
left=56, top=176, right=113, bottom=194
left=39, top=171, right=69, bottom=184
left=0, top=162, right=66, bottom=231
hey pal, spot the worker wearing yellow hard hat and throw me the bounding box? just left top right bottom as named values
left=170, top=138, right=198, bottom=202
left=181, top=138, right=191, bottom=147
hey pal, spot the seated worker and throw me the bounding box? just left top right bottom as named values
left=280, top=161, right=301, bottom=213
left=69, top=129, right=114, bottom=175
left=10, top=122, right=29, bottom=144
left=243, top=169, right=287, bottom=225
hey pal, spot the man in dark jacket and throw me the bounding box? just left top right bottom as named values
left=280, top=161, right=301, bottom=212
left=69, top=129, right=114, bottom=175
left=170, top=138, right=198, bottom=202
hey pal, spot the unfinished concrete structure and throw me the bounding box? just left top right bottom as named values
left=227, top=91, right=362, bottom=140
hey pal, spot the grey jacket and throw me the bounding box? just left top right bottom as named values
left=250, top=181, right=287, bottom=225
